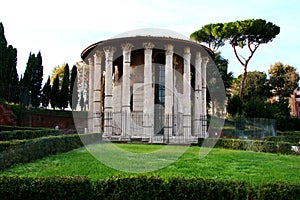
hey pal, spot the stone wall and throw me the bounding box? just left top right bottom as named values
left=20, top=110, right=88, bottom=133
left=0, top=104, right=17, bottom=126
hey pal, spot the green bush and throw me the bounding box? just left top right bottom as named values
left=166, top=177, right=249, bottom=200
left=0, top=129, right=61, bottom=141
left=199, top=138, right=295, bottom=154
left=0, top=176, right=93, bottom=200
left=0, top=140, right=27, bottom=152
left=95, top=176, right=166, bottom=200
left=0, top=133, right=101, bottom=170
left=0, top=125, right=39, bottom=132
left=0, top=176, right=299, bottom=200
left=254, top=182, right=300, bottom=200
left=277, top=130, right=300, bottom=137
left=265, top=136, right=300, bottom=144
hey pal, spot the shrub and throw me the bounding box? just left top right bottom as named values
left=0, top=129, right=61, bottom=141
left=0, top=133, right=101, bottom=170
left=277, top=130, right=300, bottom=137
left=265, top=136, right=300, bottom=144
left=0, top=176, right=299, bottom=200
left=254, top=182, right=300, bottom=200
left=166, top=177, right=249, bottom=200
left=0, top=176, right=93, bottom=200
left=199, top=138, right=295, bottom=154
left=0, top=125, right=39, bottom=132
left=95, top=176, right=166, bottom=200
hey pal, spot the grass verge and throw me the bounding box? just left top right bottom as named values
left=1, top=144, right=299, bottom=185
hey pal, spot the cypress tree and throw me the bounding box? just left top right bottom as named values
left=60, top=63, right=70, bottom=110
left=0, top=23, right=8, bottom=86
left=41, top=76, right=51, bottom=108
left=21, top=52, right=43, bottom=107
left=70, top=65, right=78, bottom=110
left=20, top=53, right=32, bottom=89
left=7, top=45, right=18, bottom=86
left=0, top=22, right=19, bottom=102
left=50, top=74, right=60, bottom=110
left=30, top=51, right=43, bottom=107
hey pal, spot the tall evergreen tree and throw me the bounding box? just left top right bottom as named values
left=7, top=45, right=18, bottom=86
left=50, top=74, right=60, bottom=110
left=20, top=52, right=43, bottom=107
left=0, top=22, right=8, bottom=85
left=70, top=65, right=78, bottom=110
left=41, top=76, right=51, bottom=108
left=20, top=53, right=34, bottom=106
left=31, top=51, right=43, bottom=107
left=0, top=22, right=19, bottom=102
left=60, top=63, right=70, bottom=110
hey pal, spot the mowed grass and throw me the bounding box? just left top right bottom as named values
left=1, top=144, right=299, bottom=185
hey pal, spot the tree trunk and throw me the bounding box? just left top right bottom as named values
left=239, top=65, right=247, bottom=99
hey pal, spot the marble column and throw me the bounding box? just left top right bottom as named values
left=88, top=57, right=94, bottom=133
left=121, top=43, right=133, bottom=137
left=93, top=50, right=103, bottom=133
left=164, top=44, right=174, bottom=139
left=201, top=57, right=209, bottom=137
left=193, top=52, right=202, bottom=137
left=143, top=42, right=155, bottom=139
left=183, top=47, right=191, bottom=139
left=103, top=46, right=116, bottom=136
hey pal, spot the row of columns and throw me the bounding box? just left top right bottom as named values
left=87, top=43, right=209, bottom=138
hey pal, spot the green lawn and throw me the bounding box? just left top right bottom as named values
left=1, top=144, right=299, bottom=185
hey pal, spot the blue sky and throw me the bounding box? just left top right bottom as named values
left=0, top=0, right=299, bottom=82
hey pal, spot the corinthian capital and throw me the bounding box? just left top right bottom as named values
left=121, top=43, right=134, bottom=52
left=143, top=42, right=155, bottom=54
left=165, top=44, right=173, bottom=56
left=103, top=46, right=116, bottom=58
left=94, top=50, right=104, bottom=64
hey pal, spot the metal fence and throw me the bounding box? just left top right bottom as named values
left=232, top=118, right=276, bottom=139
left=101, top=111, right=207, bottom=143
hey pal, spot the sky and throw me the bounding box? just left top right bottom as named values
left=0, top=0, right=299, bottom=82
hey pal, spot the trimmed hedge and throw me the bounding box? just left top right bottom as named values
left=277, top=130, right=300, bottom=137
left=0, top=133, right=101, bottom=170
left=199, top=138, right=295, bottom=154
left=0, top=125, right=39, bottom=132
left=0, top=176, right=93, bottom=200
left=265, top=136, right=300, bottom=144
left=0, top=176, right=299, bottom=200
left=95, top=176, right=166, bottom=200
left=0, top=129, right=61, bottom=141
left=0, top=139, right=27, bottom=152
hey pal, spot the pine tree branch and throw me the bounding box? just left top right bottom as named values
left=232, top=44, right=245, bottom=66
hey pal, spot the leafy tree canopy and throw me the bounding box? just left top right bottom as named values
left=230, top=71, right=271, bottom=101
left=268, top=62, right=299, bottom=97
left=191, top=19, right=280, bottom=99
left=190, top=23, right=225, bottom=51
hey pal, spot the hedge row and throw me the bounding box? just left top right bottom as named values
left=199, top=138, right=295, bottom=154
left=0, top=176, right=299, bottom=200
left=277, top=130, right=300, bottom=137
left=265, top=135, right=300, bottom=144
left=0, top=129, right=61, bottom=141
left=0, top=125, right=39, bottom=132
left=0, top=133, right=101, bottom=170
